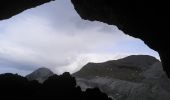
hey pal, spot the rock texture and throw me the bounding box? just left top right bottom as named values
left=73, top=55, right=170, bottom=100
left=26, top=67, right=54, bottom=83
left=71, top=0, right=170, bottom=77
left=0, top=0, right=53, bottom=20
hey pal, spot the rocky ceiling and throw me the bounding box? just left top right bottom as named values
left=0, top=0, right=169, bottom=77
left=0, top=0, right=53, bottom=20
left=71, top=0, right=170, bottom=77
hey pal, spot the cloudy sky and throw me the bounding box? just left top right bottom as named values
left=0, top=0, right=160, bottom=75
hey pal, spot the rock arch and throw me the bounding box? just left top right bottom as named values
left=0, top=0, right=169, bottom=77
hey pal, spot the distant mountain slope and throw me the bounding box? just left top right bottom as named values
left=25, top=55, right=170, bottom=100
left=26, top=67, right=54, bottom=83
left=73, top=55, right=159, bottom=82
left=73, top=55, right=170, bottom=100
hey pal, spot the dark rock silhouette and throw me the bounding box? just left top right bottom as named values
left=71, top=0, right=170, bottom=77
left=0, top=73, right=41, bottom=99
left=26, top=67, right=54, bottom=83
left=0, top=0, right=53, bottom=20
left=0, top=0, right=169, bottom=99
left=0, top=73, right=111, bottom=100
left=73, top=55, right=170, bottom=100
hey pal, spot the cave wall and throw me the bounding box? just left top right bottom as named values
left=0, top=0, right=169, bottom=77
left=0, top=0, right=53, bottom=20
left=71, top=0, right=170, bottom=77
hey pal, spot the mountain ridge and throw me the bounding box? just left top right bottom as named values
left=25, top=55, right=170, bottom=100
left=73, top=55, right=159, bottom=82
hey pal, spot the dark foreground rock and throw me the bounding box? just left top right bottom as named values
left=0, top=72, right=111, bottom=100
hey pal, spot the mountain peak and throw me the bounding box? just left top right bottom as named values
left=26, top=67, right=54, bottom=83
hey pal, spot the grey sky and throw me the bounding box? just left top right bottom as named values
left=0, top=0, right=160, bottom=75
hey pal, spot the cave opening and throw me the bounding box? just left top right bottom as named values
left=1, top=0, right=170, bottom=100
left=0, top=0, right=160, bottom=75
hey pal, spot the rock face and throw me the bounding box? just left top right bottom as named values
left=0, top=0, right=53, bottom=20
left=71, top=0, right=170, bottom=77
left=26, top=67, right=54, bottom=83
left=73, top=55, right=170, bottom=100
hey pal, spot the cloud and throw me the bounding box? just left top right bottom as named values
left=0, top=0, right=160, bottom=75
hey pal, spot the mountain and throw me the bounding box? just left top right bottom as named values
left=25, top=55, right=170, bottom=100
left=26, top=67, right=54, bottom=83
left=73, top=55, right=160, bottom=82
left=73, top=55, right=170, bottom=100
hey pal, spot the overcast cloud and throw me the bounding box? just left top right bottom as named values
left=0, top=0, right=160, bottom=75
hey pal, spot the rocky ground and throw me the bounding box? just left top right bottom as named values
left=73, top=55, right=170, bottom=100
